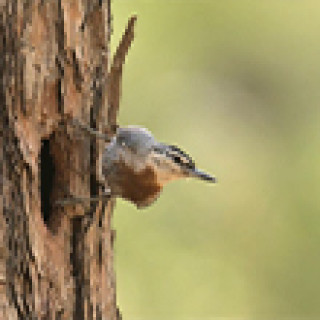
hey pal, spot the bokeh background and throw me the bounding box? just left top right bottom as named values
left=111, top=1, right=320, bottom=319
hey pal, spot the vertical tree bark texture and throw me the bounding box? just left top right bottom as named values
left=0, top=0, right=126, bottom=318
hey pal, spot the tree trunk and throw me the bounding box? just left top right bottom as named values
left=0, top=0, right=131, bottom=318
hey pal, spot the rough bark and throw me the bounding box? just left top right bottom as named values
left=0, top=0, right=134, bottom=319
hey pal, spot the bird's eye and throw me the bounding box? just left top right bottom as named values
left=173, top=156, right=181, bottom=164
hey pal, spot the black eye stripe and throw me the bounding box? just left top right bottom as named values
left=167, top=145, right=195, bottom=169
left=152, top=144, right=196, bottom=169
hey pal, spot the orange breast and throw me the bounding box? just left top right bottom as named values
left=114, top=161, right=162, bottom=206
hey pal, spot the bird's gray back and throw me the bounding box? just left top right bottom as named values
left=102, top=126, right=158, bottom=175
left=117, top=126, right=156, bottom=155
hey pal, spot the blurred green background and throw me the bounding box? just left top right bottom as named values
left=111, top=1, right=320, bottom=319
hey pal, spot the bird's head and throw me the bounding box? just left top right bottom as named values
left=112, top=126, right=215, bottom=186
left=150, top=143, right=216, bottom=185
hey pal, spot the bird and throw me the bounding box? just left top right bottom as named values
left=102, top=126, right=216, bottom=208
left=55, top=121, right=216, bottom=208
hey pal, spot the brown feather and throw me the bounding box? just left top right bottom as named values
left=111, top=160, right=162, bottom=207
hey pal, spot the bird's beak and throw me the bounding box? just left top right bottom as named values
left=189, top=168, right=216, bottom=183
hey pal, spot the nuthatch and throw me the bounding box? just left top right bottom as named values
left=102, top=126, right=216, bottom=208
